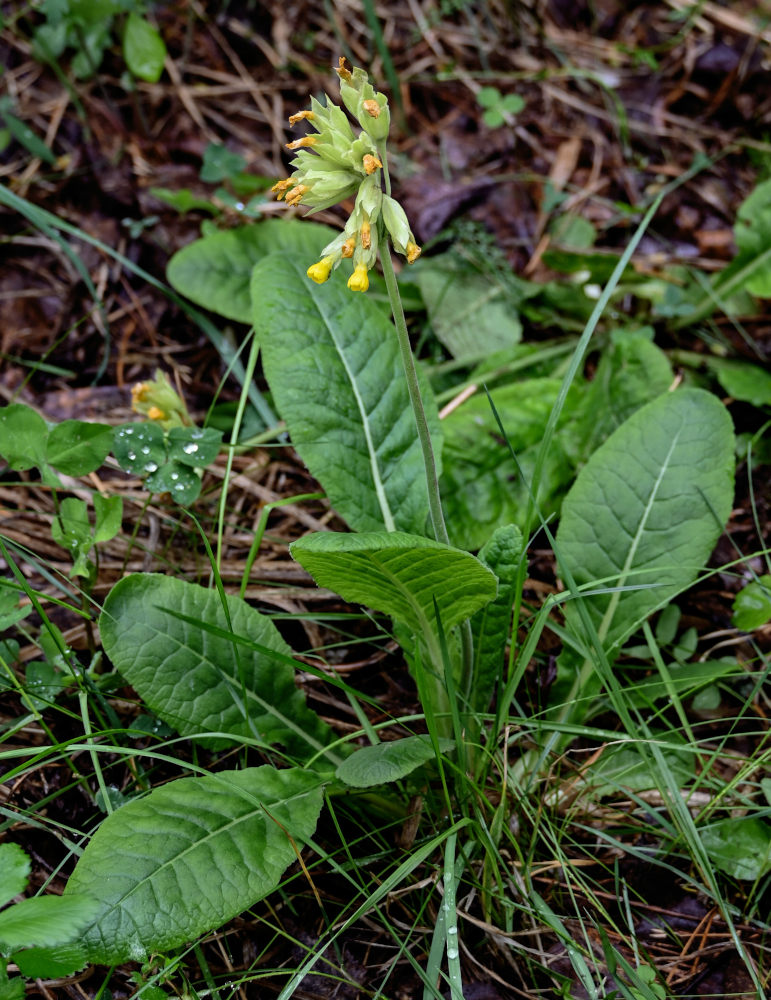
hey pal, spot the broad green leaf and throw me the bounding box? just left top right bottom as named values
left=587, top=739, right=693, bottom=798
left=290, top=531, right=497, bottom=639
left=123, top=12, right=166, bottom=83
left=0, top=844, right=29, bottom=908
left=335, top=734, right=455, bottom=788
left=557, top=389, right=735, bottom=653
left=732, top=575, right=771, bottom=631
left=708, top=358, right=771, bottom=408
left=167, top=426, right=222, bottom=467
left=168, top=219, right=333, bottom=323
left=623, top=659, right=740, bottom=708
left=100, top=574, right=332, bottom=757
left=253, top=253, right=442, bottom=534
left=65, top=766, right=324, bottom=964
left=470, top=524, right=523, bottom=716
left=0, top=403, right=48, bottom=471
left=440, top=378, right=575, bottom=550
left=733, top=177, right=771, bottom=297
left=45, top=419, right=113, bottom=475
left=0, top=895, right=100, bottom=954
left=112, top=422, right=165, bottom=475
left=700, top=816, right=771, bottom=881
left=12, top=943, right=88, bottom=979
left=413, top=260, right=522, bottom=360
left=564, top=331, right=673, bottom=464
left=199, top=142, right=246, bottom=183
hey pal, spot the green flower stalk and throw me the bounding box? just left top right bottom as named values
left=273, top=57, right=420, bottom=293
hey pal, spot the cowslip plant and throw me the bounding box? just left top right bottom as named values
left=29, top=58, right=747, bottom=993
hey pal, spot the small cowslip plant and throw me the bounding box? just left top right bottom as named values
left=47, top=60, right=746, bottom=999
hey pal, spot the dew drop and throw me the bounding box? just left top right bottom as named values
left=141, top=445, right=150, bottom=455
left=127, top=450, right=137, bottom=461
left=144, top=461, right=158, bottom=473
left=170, top=472, right=179, bottom=480
left=182, top=442, right=199, bottom=455
left=447, top=948, right=459, bottom=961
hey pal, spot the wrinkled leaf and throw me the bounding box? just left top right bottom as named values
left=100, top=574, right=332, bottom=756
left=557, top=389, right=735, bottom=654
left=470, top=524, right=523, bottom=716
left=414, top=259, right=522, bottom=360
left=291, top=531, right=497, bottom=639
left=336, top=734, right=455, bottom=788
left=169, top=219, right=333, bottom=322
left=700, top=816, right=771, bottom=881
left=65, top=767, right=324, bottom=964
left=254, top=253, right=441, bottom=534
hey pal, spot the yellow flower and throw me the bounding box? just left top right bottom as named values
left=285, top=136, right=317, bottom=150
left=406, top=241, right=422, bottom=263
left=288, top=110, right=315, bottom=125
left=147, top=406, right=166, bottom=422
left=362, top=154, right=382, bottom=175
left=307, top=256, right=335, bottom=284
left=131, top=381, right=148, bottom=405
left=347, top=264, right=369, bottom=292
left=362, top=99, right=381, bottom=119
left=341, top=236, right=356, bottom=258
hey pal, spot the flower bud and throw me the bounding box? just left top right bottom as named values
left=348, top=264, right=369, bottom=292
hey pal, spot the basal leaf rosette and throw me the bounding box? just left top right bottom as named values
left=272, top=58, right=420, bottom=292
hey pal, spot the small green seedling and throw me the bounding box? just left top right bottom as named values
left=476, top=86, right=525, bottom=128
left=0, top=843, right=99, bottom=998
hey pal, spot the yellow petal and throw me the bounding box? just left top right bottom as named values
left=307, top=257, right=334, bottom=284
left=347, top=265, right=369, bottom=292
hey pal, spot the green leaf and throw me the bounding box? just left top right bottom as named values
left=0, top=978, right=25, bottom=1000
left=0, top=403, right=49, bottom=471
left=440, top=378, right=575, bottom=550
left=145, top=461, right=201, bottom=504
left=587, top=738, right=693, bottom=798
left=12, top=943, right=88, bottom=979
left=149, top=186, right=218, bottom=215
left=476, top=86, right=501, bottom=108
left=100, top=574, right=332, bottom=757
left=290, top=531, right=497, bottom=638
left=470, top=524, right=523, bottom=716
left=700, top=816, right=771, bottom=881
left=112, top=422, right=166, bottom=475
left=45, top=419, right=113, bottom=475
left=51, top=497, right=93, bottom=575
left=732, top=575, right=771, bottom=631
left=413, top=260, right=522, bottom=360
left=123, top=12, right=166, bottom=83
left=0, top=895, right=100, bottom=954
left=167, top=426, right=223, bottom=467
left=624, top=660, right=740, bottom=708
left=557, top=389, right=735, bottom=654
left=0, top=845, right=30, bottom=908
left=25, top=660, right=69, bottom=709
left=708, top=359, right=771, bottom=408
left=564, top=332, right=673, bottom=465
left=335, top=734, right=455, bottom=788
left=168, top=219, right=333, bottom=323
left=92, top=494, right=123, bottom=544
left=253, top=253, right=442, bottom=534
left=733, top=177, right=771, bottom=297
left=65, top=766, right=324, bottom=964
left=199, top=142, right=247, bottom=183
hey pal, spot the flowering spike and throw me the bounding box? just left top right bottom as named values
left=348, top=264, right=369, bottom=292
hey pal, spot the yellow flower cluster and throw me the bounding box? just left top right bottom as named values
left=272, top=58, right=421, bottom=292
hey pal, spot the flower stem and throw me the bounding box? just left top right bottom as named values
left=378, top=230, right=449, bottom=546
